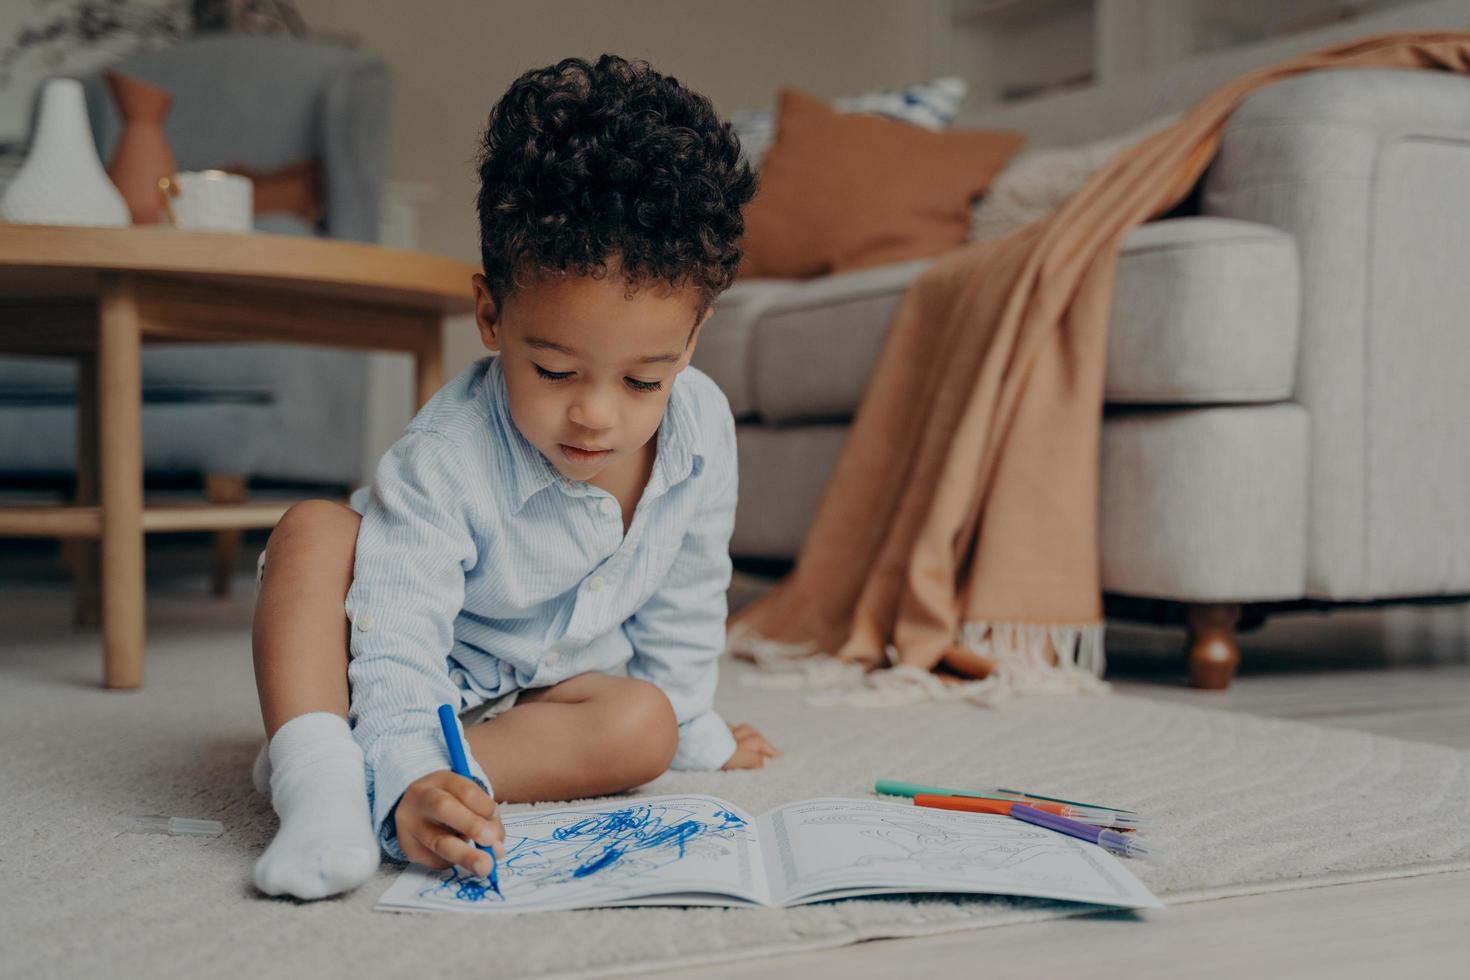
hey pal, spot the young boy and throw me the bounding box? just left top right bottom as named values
left=249, top=54, right=777, bottom=901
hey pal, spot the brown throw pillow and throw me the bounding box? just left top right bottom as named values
left=738, top=88, right=1024, bottom=279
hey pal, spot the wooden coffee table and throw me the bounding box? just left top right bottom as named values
left=0, top=224, right=478, bottom=689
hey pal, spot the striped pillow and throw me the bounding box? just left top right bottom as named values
left=730, top=77, right=967, bottom=168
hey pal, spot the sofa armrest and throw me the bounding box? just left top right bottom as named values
left=1202, top=68, right=1470, bottom=599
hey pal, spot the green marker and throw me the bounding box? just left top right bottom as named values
left=874, top=779, right=1136, bottom=815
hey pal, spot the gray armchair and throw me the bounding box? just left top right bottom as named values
left=0, top=34, right=391, bottom=591
left=82, top=32, right=390, bottom=244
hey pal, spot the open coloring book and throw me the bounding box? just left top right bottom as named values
left=376, top=794, right=1161, bottom=914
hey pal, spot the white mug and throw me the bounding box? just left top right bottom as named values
left=156, top=170, right=254, bottom=232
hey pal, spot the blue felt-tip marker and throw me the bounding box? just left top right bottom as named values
left=436, top=703, right=500, bottom=895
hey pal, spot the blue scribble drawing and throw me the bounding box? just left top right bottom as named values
left=439, top=867, right=494, bottom=902
left=416, top=798, right=752, bottom=906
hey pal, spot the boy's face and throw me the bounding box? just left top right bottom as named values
left=472, top=262, right=711, bottom=484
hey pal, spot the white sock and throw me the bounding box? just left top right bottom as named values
left=252, top=739, right=272, bottom=796
left=252, top=712, right=379, bottom=900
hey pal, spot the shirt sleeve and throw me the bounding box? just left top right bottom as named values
left=345, top=428, right=492, bottom=861
left=623, top=403, right=739, bottom=771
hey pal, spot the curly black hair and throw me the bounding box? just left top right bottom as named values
left=476, top=54, right=758, bottom=319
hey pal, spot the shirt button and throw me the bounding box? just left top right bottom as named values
left=589, top=575, right=606, bottom=593
left=356, top=614, right=375, bottom=631
left=599, top=498, right=617, bottom=517
left=546, top=650, right=561, bottom=666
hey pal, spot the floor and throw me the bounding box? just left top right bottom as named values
left=2, top=535, right=1467, bottom=979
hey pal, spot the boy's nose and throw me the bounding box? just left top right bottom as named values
left=568, top=395, right=614, bottom=431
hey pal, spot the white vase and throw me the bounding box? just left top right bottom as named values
left=0, top=78, right=130, bottom=227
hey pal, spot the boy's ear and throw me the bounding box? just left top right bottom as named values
left=472, top=274, right=501, bottom=353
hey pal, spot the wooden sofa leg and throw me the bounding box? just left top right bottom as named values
left=1186, top=603, right=1241, bottom=689
left=206, top=473, right=248, bottom=596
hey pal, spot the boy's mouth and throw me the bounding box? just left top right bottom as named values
left=559, top=443, right=611, bottom=465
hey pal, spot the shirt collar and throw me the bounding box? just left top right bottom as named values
left=486, top=357, right=560, bottom=511
left=485, top=355, right=704, bottom=514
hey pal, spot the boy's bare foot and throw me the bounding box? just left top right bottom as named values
left=722, top=722, right=780, bottom=769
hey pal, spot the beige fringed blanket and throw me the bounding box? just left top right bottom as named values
left=727, top=32, right=1470, bottom=706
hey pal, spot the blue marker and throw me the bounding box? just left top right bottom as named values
left=436, top=703, right=500, bottom=896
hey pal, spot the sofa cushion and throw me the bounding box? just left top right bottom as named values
left=730, top=405, right=1311, bottom=605
left=698, top=216, right=1300, bottom=423
left=695, top=260, right=931, bottom=419
left=969, top=113, right=1181, bottom=243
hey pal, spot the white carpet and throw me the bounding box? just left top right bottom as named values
left=3, top=599, right=1469, bottom=980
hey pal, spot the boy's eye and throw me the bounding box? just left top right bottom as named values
left=535, top=363, right=662, bottom=393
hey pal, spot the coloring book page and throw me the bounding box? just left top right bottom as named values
left=377, top=795, right=766, bottom=914
left=758, top=798, right=1161, bottom=908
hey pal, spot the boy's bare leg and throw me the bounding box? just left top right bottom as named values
left=252, top=499, right=361, bottom=736
left=249, top=499, right=378, bottom=900
left=464, top=673, right=680, bottom=803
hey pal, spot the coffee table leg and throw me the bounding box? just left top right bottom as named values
left=413, top=317, right=444, bottom=410
left=98, top=274, right=146, bottom=689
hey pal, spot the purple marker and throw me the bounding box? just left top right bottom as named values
left=1012, top=803, right=1157, bottom=859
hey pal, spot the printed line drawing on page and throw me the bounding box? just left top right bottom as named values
left=765, top=799, right=1146, bottom=905
left=794, top=812, right=1075, bottom=878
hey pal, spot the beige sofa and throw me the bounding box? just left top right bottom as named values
left=692, top=0, right=1470, bottom=687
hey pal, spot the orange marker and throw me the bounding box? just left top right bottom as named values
left=913, top=794, right=1139, bottom=830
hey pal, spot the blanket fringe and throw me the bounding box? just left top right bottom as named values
left=726, top=620, right=1108, bottom=707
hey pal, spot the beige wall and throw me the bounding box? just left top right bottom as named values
left=296, top=0, right=939, bottom=373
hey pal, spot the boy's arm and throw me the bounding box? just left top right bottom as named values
left=345, top=428, right=492, bottom=860
left=623, top=412, right=739, bottom=771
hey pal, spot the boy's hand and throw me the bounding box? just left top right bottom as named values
left=394, top=770, right=505, bottom=877
left=722, top=722, right=780, bottom=770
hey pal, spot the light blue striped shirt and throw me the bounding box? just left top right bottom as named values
left=344, top=355, right=739, bottom=858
